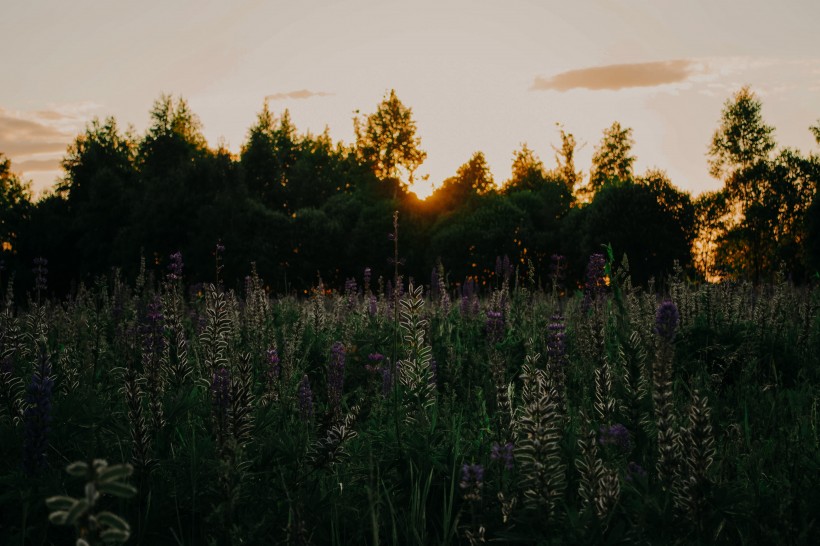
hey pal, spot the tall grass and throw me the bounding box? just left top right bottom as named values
left=0, top=254, right=818, bottom=544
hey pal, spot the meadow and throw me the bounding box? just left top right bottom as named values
left=1, top=249, right=819, bottom=545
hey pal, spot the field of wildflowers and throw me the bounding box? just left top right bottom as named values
left=1, top=247, right=819, bottom=545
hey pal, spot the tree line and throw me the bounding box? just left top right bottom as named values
left=1, top=87, right=819, bottom=298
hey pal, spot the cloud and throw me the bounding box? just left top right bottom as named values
left=0, top=111, right=72, bottom=157
left=265, top=89, right=334, bottom=101
left=15, top=158, right=62, bottom=172
left=532, top=60, right=698, bottom=92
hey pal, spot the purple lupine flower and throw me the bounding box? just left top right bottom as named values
left=365, top=353, right=384, bottom=374
left=167, top=251, right=184, bottom=282
left=32, top=257, right=48, bottom=294
left=345, top=278, right=358, bottom=309
left=327, top=342, right=345, bottom=416
left=368, top=295, right=378, bottom=317
left=485, top=310, right=505, bottom=344
left=550, top=254, right=566, bottom=288
left=626, top=461, right=648, bottom=482
left=215, top=241, right=225, bottom=254
left=503, top=255, right=513, bottom=283
left=297, top=374, right=314, bottom=421
left=140, top=296, right=166, bottom=354
left=583, top=253, right=607, bottom=310
left=547, top=315, right=567, bottom=362
left=363, top=267, right=372, bottom=293
left=459, top=463, right=485, bottom=501
left=655, top=300, right=679, bottom=343
left=23, top=347, right=53, bottom=476
left=211, top=367, right=231, bottom=416
left=266, top=348, right=281, bottom=387
left=491, top=442, right=515, bottom=471
left=598, top=423, right=632, bottom=454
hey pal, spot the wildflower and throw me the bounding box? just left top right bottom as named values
left=23, top=346, right=53, bottom=476
left=599, top=423, right=632, bottom=454
left=363, top=267, right=371, bottom=293
left=583, top=253, right=607, bottom=310
left=485, top=310, right=504, bottom=344
left=626, top=461, right=647, bottom=482
left=167, top=251, right=184, bottom=282
left=266, top=348, right=281, bottom=385
left=327, top=342, right=345, bottom=417
left=491, top=442, right=515, bottom=471
left=655, top=300, right=680, bottom=343
left=297, top=374, right=314, bottom=422
left=211, top=367, right=231, bottom=418
left=460, top=463, right=484, bottom=501
left=32, top=257, right=48, bottom=293
left=549, top=254, right=566, bottom=288
left=546, top=315, right=566, bottom=361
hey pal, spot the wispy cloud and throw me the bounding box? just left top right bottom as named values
left=0, top=109, right=72, bottom=156
left=15, top=158, right=62, bottom=172
left=532, top=60, right=698, bottom=92
left=265, top=89, right=334, bottom=101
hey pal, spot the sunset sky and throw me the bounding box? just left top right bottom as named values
left=2, top=0, right=819, bottom=199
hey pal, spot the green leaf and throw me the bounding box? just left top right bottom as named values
left=65, top=499, right=90, bottom=525
left=96, top=511, right=131, bottom=532
left=48, top=510, right=68, bottom=525
left=99, top=528, right=131, bottom=544
left=46, top=495, right=76, bottom=511
left=97, top=464, right=133, bottom=483
left=97, top=481, right=137, bottom=498
left=65, top=461, right=88, bottom=477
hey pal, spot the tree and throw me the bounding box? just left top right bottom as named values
left=241, top=104, right=298, bottom=211
left=810, top=120, right=820, bottom=145
left=428, top=151, right=494, bottom=213
left=0, top=154, right=31, bottom=259
left=59, top=117, right=138, bottom=277
left=708, top=86, right=775, bottom=211
left=504, top=144, right=557, bottom=193
left=581, top=177, right=694, bottom=284
left=588, top=121, right=635, bottom=194
left=138, top=94, right=208, bottom=174
left=354, top=89, right=426, bottom=190
left=552, top=123, right=582, bottom=197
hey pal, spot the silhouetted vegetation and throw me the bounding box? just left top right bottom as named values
left=1, top=86, right=819, bottom=300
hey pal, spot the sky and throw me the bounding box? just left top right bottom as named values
left=2, top=0, right=819, bottom=199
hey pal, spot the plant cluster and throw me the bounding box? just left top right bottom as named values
left=0, top=249, right=818, bottom=544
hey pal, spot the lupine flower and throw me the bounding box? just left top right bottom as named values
left=485, top=310, right=504, bottom=344
left=327, top=342, right=345, bottom=416
left=460, top=463, right=485, bottom=501
left=167, top=251, right=184, bottom=282
left=211, top=367, right=231, bottom=417
left=365, top=353, right=384, bottom=374
left=344, top=278, right=358, bottom=309
left=381, top=359, right=394, bottom=397
left=23, top=347, right=53, bottom=476
left=215, top=241, right=225, bottom=254
left=266, top=348, right=281, bottom=387
left=491, top=442, right=515, bottom=471
left=583, top=253, right=607, bottom=310
left=368, top=295, right=378, bottom=317
left=547, top=315, right=567, bottom=361
left=32, top=257, right=48, bottom=293
left=626, top=461, right=647, bottom=482
left=549, top=254, right=566, bottom=287
left=430, top=267, right=439, bottom=300
left=297, top=374, right=314, bottom=421
left=598, top=423, right=632, bottom=454
left=363, top=267, right=371, bottom=293
left=655, top=300, right=680, bottom=342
